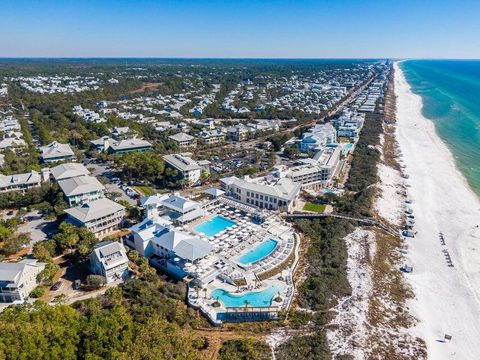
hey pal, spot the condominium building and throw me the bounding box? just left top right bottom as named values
left=163, top=153, right=202, bottom=186
left=299, top=123, right=337, bottom=152
left=220, top=175, right=301, bottom=212
left=65, top=198, right=125, bottom=238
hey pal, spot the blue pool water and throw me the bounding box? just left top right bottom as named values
left=343, top=143, right=353, bottom=154
left=211, top=283, right=284, bottom=308
left=238, top=239, right=278, bottom=265
left=193, top=216, right=236, bottom=237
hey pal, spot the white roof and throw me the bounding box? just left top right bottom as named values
left=65, top=198, right=125, bottom=223
left=161, top=194, right=200, bottom=214
left=40, top=141, right=74, bottom=160
left=0, top=259, right=45, bottom=285
left=169, top=132, right=194, bottom=142
left=163, top=153, right=200, bottom=172
left=109, top=138, right=152, bottom=152
left=0, top=171, right=41, bottom=189
left=51, top=162, right=90, bottom=181
left=92, top=241, right=128, bottom=270
left=58, top=175, right=105, bottom=196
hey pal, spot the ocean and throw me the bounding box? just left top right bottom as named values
left=401, top=60, right=480, bottom=195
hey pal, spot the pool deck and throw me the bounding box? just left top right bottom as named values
left=183, top=199, right=299, bottom=324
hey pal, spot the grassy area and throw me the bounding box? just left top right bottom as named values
left=134, top=185, right=159, bottom=196
left=303, top=202, right=326, bottom=213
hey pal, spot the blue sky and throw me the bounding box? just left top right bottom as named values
left=1, top=0, right=480, bottom=58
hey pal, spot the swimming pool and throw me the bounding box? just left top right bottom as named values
left=193, top=216, right=236, bottom=237
left=238, top=239, right=278, bottom=265
left=211, top=283, right=284, bottom=308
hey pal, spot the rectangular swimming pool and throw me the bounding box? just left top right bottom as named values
left=193, top=215, right=236, bottom=238
left=238, top=239, right=278, bottom=265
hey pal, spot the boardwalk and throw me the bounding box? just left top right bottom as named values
left=284, top=212, right=398, bottom=236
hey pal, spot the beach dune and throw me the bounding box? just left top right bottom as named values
left=395, top=62, right=480, bottom=359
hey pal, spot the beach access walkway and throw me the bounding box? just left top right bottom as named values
left=284, top=212, right=398, bottom=236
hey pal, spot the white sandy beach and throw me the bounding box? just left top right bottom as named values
left=395, top=62, right=480, bottom=359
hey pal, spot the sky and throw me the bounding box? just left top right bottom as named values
left=1, top=0, right=480, bottom=59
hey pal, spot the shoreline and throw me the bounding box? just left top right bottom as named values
left=394, top=62, right=480, bottom=358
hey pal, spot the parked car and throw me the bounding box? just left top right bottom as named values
left=51, top=281, right=62, bottom=291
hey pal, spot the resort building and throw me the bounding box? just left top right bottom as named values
left=163, top=153, right=202, bottom=186
left=90, top=241, right=129, bottom=283
left=332, top=110, right=364, bottom=139
left=50, top=162, right=90, bottom=181
left=299, top=123, right=337, bottom=152
left=0, top=259, right=46, bottom=303
left=0, top=170, right=45, bottom=193
left=140, top=193, right=205, bottom=224
left=58, top=175, right=106, bottom=206
left=273, top=147, right=342, bottom=189
left=65, top=198, right=125, bottom=238
left=40, top=141, right=75, bottom=163
left=168, top=132, right=197, bottom=149
left=129, top=218, right=213, bottom=278
left=220, top=175, right=300, bottom=212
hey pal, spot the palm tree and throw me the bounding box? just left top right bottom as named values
left=243, top=299, right=249, bottom=310
left=203, top=288, right=207, bottom=299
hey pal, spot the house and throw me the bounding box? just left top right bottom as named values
left=227, top=124, right=249, bottom=141
left=58, top=175, right=105, bottom=206
left=0, top=259, right=46, bottom=303
left=0, top=133, right=26, bottom=150
left=90, top=241, right=129, bottom=283
left=198, top=129, right=225, bottom=145
left=111, top=126, right=131, bottom=139
left=40, top=141, right=75, bottom=163
left=65, top=198, right=125, bottom=238
left=163, top=153, right=202, bottom=186
left=0, top=170, right=46, bottom=193
left=220, top=175, right=300, bottom=212
left=168, top=132, right=197, bottom=149
left=50, top=162, right=90, bottom=181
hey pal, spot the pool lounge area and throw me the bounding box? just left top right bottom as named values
left=193, top=215, right=236, bottom=238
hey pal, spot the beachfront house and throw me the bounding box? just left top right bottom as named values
left=40, top=141, right=76, bottom=163
left=64, top=198, right=125, bottom=238
left=0, top=259, right=46, bottom=303
left=90, top=241, right=129, bottom=283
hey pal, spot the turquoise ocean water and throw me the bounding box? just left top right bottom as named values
left=401, top=60, right=480, bottom=195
